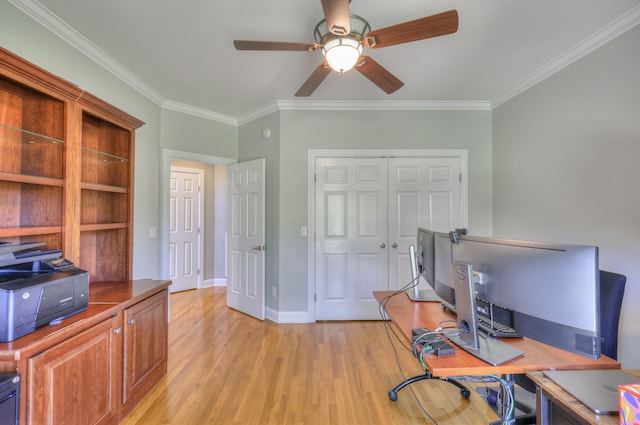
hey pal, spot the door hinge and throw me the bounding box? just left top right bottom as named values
left=459, top=173, right=462, bottom=182
left=314, top=293, right=316, bottom=302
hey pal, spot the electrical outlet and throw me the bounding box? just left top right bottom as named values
left=301, top=226, right=307, bottom=236
left=272, top=287, right=277, bottom=298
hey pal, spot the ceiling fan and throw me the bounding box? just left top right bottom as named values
left=233, top=0, right=458, bottom=96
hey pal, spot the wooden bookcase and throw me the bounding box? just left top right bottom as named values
left=0, top=47, right=143, bottom=282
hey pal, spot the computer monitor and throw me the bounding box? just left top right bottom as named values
left=416, top=228, right=435, bottom=287
left=407, top=228, right=440, bottom=302
left=433, top=232, right=456, bottom=307
left=451, top=235, right=600, bottom=359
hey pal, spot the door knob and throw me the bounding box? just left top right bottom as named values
left=391, top=243, right=398, bottom=248
left=251, top=245, right=265, bottom=251
left=379, top=243, right=386, bottom=248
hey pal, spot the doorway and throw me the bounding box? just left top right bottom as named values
left=162, top=150, right=235, bottom=290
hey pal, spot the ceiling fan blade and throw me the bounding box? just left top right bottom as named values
left=364, top=9, right=458, bottom=49
left=234, top=40, right=319, bottom=52
left=321, top=0, right=351, bottom=35
left=295, top=62, right=332, bottom=97
left=354, top=56, right=404, bottom=94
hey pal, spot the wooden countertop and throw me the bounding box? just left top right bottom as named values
left=374, top=291, right=621, bottom=378
left=0, top=279, right=170, bottom=362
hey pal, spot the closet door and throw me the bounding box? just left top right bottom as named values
left=387, top=157, right=462, bottom=291
left=315, top=157, right=389, bottom=320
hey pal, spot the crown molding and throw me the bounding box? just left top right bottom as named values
left=491, top=3, right=640, bottom=108
left=163, top=100, right=238, bottom=126
left=9, top=0, right=167, bottom=106
left=276, top=100, right=491, bottom=111
left=236, top=102, right=280, bottom=126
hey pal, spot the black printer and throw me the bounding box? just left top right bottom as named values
left=0, top=243, right=89, bottom=342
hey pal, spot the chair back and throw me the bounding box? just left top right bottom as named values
left=599, top=270, right=626, bottom=360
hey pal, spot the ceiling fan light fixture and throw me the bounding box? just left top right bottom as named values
left=323, top=37, right=362, bottom=74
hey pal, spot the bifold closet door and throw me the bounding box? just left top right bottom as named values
left=315, top=156, right=462, bottom=320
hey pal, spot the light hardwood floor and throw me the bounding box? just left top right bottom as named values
left=121, top=287, right=499, bottom=425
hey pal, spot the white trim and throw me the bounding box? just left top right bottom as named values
left=8, top=0, right=165, bottom=106
left=163, top=100, right=238, bottom=126
left=204, top=278, right=227, bottom=287
left=491, top=4, right=640, bottom=108
left=306, top=149, right=469, bottom=322
left=277, top=100, right=491, bottom=111
left=266, top=307, right=314, bottom=324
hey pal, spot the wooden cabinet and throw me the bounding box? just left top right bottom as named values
left=0, top=47, right=143, bottom=282
left=0, top=280, right=170, bottom=425
left=122, top=290, right=168, bottom=417
left=27, top=315, right=121, bottom=425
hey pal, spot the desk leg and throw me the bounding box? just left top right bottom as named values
left=488, top=374, right=539, bottom=425
left=536, top=385, right=550, bottom=425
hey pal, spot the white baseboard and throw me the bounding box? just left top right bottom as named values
left=266, top=307, right=314, bottom=323
left=203, top=278, right=227, bottom=288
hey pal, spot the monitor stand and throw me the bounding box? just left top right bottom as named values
left=407, top=289, right=442, bottom=302
left=450, top=334, right=524, bottom=366
left=452, top=261, right=524, bottom=366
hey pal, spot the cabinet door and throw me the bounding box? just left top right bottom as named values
left=121, top=290, right=168, bottom=416
left=28, top=316, right=121, bottom=425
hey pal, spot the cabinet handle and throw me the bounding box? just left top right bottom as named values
left=379, top=243, right=386, bottom=248
left=114, top=328, right=122, bottom=334
left=128, top=319, right=135, bottom=325
left=391, top=243, right=398, bottom=248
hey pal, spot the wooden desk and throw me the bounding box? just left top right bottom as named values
left=374, top=291, right=621, bottom=378
left=527, top=370, right=640, bottom=425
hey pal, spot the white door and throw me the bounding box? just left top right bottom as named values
left=227, top=158, right=266, bottom=320
left=169, top=167, right=203, bottom=292
left=315, top=157, right=389, bottom=320
left=315, top=156, right=464, bottom=320
left=388, top=157, right=462, bottom=291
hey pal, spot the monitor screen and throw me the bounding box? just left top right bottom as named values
left=434, top=232, right=455, bottom=307
left=416, top=228, right=435, bottom=288
left=451, top=235, right=600, bottom=359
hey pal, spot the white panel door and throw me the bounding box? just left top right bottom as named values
left=315, top=157, right=389, bottom=320
left=227, top=158, right=266, bottom=320
left=169, top=167, right=203, bottom=292
left=387, top=157, right=462, bottom=291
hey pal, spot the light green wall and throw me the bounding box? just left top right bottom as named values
left=493, top=25, right=640, bottom=368
left=161, top=109, right=237, bottom=158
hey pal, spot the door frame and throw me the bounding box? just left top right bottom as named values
left=306, top=149, right=468, bottom=321
left=161, top=149, right=235, bottom=282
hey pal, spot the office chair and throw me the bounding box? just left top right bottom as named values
left=507, top=269, right=627, bottom=423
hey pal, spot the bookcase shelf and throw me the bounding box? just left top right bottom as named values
left=0, top=46, right=143, bottom=282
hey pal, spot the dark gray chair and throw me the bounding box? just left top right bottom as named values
left=598, top=270, right=626, bottom=359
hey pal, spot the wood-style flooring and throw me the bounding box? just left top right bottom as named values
left=121, top=287, right=499, bottom=425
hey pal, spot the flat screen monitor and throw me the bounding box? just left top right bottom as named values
left=407, top=228, right=440, bottom=302
left=451, top=235, right=600, bottom=359
left=434, top=232, right=456, bottom=307
left=416, top=228, right=435, bottom=287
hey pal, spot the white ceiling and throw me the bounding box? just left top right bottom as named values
left=12, top=0, right=640, bottom=121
